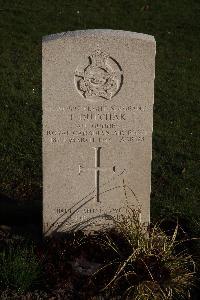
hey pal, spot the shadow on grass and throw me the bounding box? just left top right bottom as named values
left=0, top=192, right=42, bottom=238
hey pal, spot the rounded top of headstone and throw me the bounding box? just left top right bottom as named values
left=42, top=29, right=155, bottom=44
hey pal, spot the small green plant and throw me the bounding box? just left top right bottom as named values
left=0, top=245, right=41, bottom=292
left=95, top=208, right=196, bottom=300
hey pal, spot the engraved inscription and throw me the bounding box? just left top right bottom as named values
left=74, top=48, right=123, bottom=102
left=45, top=104, right=150, bottom=145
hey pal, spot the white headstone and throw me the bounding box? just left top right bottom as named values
left=43, top=30, right=156, bottom=235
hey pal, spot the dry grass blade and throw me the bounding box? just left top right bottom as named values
left=94, top=208, right=196, bottom=299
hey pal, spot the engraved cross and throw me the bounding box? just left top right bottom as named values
left=78, top=147, right=116, bottom=202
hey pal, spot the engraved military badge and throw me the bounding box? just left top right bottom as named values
left=74, top=48, right=123, bottom=101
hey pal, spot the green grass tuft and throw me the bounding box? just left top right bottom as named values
left=0, top=245, right=41, bottom=292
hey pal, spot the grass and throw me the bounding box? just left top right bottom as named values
left=0, top=0, right=199, bottom=257
left=0, top=213, right=197, bottom=299
left=92, top=209, right=196, bottom=299
left=0, top=245, right=41, bottom=292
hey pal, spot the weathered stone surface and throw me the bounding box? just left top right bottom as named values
left=43, top=30, right=156, bottom=234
